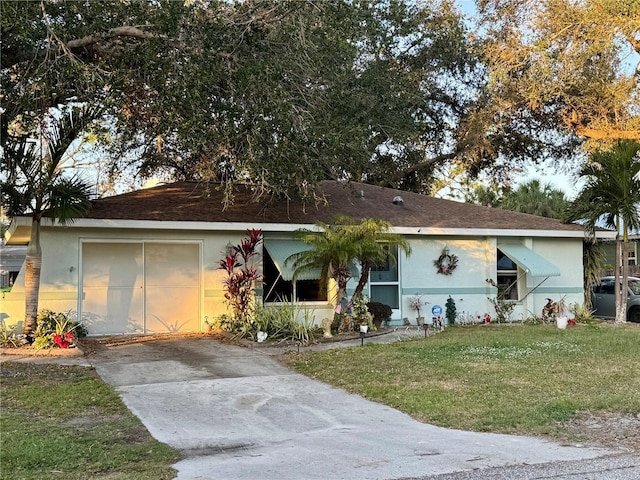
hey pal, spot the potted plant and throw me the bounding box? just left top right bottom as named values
left=352, top=294, right=374, bottom=331
left=409, top=295, right=427, bottom=326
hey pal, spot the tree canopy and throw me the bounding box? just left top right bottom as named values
left=477, top=0, right=640, bottom=147
left=2, top=0, right=582, bottom=203
left=3, top=0, right=638, bottom=204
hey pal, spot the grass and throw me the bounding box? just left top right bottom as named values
left=0, top=362, right=179, bottom=480
left=280, top=323, right=640, bottom=440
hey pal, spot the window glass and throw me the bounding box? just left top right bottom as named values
left=496, top=249, right=518, bottom=300
left=263, top=248, right=326, bottom=302
left=370, top=244, right=398, bottom=282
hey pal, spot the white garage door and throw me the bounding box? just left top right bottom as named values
left=81, top=242, right=201, bottom=335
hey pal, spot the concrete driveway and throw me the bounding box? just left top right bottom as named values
left=84, top=335, right=638, bottom=480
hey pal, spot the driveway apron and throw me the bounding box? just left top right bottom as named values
left=91, top=337, right=617, bottom=480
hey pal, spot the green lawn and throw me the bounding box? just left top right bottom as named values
left=0, top=362, right=179, bottom=480
left=281, top=323, right=640, bottom=441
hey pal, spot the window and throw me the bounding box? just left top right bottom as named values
left=593, top=278, right=615, bottom=295
left=369, top=245, right=399, bottom=309
left=262, top=248, right=327, bottom=302
left=497, top=250, right=519, bottom=300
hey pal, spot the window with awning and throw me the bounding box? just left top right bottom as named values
left=498, top=244, right=560, bottom=278
left=496, top=244, right=561, bottom=301
left=263, top=240, right=327, bottom=302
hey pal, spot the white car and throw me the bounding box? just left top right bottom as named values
left=592, top=276, right=640, bottom=323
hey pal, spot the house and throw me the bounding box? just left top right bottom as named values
left=1, top=181, right=615, bottom=335
left=600, top=233, right=639, bottom=277
left=0, top=245, right=26, bottom=289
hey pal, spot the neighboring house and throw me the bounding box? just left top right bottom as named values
left=0, top=245, right=26, bottom=289
left=600, top=234, right=639, bottom=277
left=1, top=181, right=615, bottom=335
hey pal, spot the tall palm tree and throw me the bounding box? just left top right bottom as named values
left=565, top=140, right=640, bottom=323
left=0, top=106, right=96, bottom=339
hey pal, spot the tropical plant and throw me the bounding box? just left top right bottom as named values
left=219, top=229, right=263, bottom=330
left=291, top=216, right=412, bottom=307
left=253, top=302, right=318, bottom=345
left=0, top=106, right=96, bottom=339
left=0, top=324, right=26, bottom=348
left=347, top=218, right=412, bottom=303
left=501, top=180, right=570, bottom=219
left=32, top=309, right=87, bottom=350
left=287, top=216, right=360, bottom=312
left=565, top=140, right=640, bottom=323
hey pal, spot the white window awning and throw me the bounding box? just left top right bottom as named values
left=264, top=240, right=320, bottom=281
left=498, top=244, right=561, bottom=277
left=264, top=240, right=360, bottom=282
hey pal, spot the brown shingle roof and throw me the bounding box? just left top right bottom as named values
left=84, top=180, right=585, bottom=232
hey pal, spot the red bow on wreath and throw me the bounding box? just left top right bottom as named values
left=434, top=248, right=458, bottom=275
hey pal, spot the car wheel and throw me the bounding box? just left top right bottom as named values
left=628, top=307, right=640, bottom=323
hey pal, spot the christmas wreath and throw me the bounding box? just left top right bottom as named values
left=433, top=249, right=458, bottom=275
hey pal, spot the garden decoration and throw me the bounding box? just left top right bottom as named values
left=433, top=247, right=458, bottom=275
left=445, top=296, right=457, bottom=325
left=409, top=294, right=427, bottom=325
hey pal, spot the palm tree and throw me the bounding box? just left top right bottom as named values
left=287, top=215, right=360, bottom=311
left=348, top=218, right=411, bottom=304
left=501, top=179, right=569, bottom=219
left=565, top=140, right=640, bottom=323
left=0, top=106, right=96, bottom=339
left=287, top=215, right=411, bottom=313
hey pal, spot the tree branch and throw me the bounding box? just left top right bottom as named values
left=382, top=151, right=459, bottom=186
left=66, top=26, right=157, bottom=50
left=574, top=126, right=640, bottom=140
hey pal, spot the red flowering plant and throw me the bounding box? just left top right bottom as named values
left=32, top=310, right=87, bottom=350
left=220, top=229, right=263, bottom=334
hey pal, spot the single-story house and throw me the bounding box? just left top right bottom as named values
left=1, top=181, right=615, bottom=335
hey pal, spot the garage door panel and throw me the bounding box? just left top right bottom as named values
left=82, top=286, right=144, bottom=335
left=145, top=243, right=200, bottom=287
left=82, top=243, right=143, bottom=288
left=81, top=242, right=200, bottom=334
left=145, top=286, right=200, bottom=333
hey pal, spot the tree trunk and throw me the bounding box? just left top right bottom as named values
left=350, top=261, right=371, bottom=305
left=617, top=230, right=631, bottom=324
left=23, top=219, right=42, bottom=338
left=614, top=234, right=626, bottom=324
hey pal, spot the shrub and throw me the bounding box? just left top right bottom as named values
left=367, top=301, right=392, bottom=325
left=33, top=310, right=87, bottom=349
left=445, top=296, right=457, bottom=325
left=0, top=324, right=27, bottom=348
